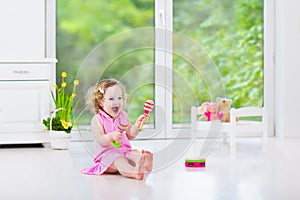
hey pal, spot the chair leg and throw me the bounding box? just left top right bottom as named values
left=262, top=131, right=267, bottom=149
left=222, top=132, right=227, bottom=143
left=231, top=131, right=236, bottom=149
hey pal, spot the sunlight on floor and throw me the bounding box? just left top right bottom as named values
left=1, top=137, right=300, bottom=200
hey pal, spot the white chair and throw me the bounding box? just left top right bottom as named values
left=191, top=106, right=230, bottom=143
left=230, top=107, right=267, bottom=148
left=191, top=106, right=267, bottom=149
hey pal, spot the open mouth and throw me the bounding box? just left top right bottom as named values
left=112, top=107, right=119, bottom=113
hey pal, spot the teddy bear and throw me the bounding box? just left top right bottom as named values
left=216, top=97, right=232, bottom=122
left=199, top=102, right=223, bottom=121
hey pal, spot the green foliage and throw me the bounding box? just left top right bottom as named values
left=57, top=0, right=264, bottom=124
left=57, top=0, right=154, bottom=123
left=173, top=0, right=264, bottom=117
left=42, top=72, right=80, bottom=133
left=42, top=117, right=72, bottom=133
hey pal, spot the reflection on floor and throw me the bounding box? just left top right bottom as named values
left=1, top=137, right=300, bottom=200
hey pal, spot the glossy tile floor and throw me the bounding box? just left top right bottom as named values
left=1, top=137, right=300, bottom=200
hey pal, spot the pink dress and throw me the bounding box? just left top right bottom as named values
left=81, top=110, right=132, bottom=175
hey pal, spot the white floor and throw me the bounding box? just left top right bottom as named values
left=1, top=137, right=300, bottom=200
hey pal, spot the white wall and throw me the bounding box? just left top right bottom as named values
left=275, top=0, right=300, bottom=137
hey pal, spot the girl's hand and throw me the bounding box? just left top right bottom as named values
left=126, top=115, right=149, bottom=139
left=135, top=114, right=149, bottom=128
left=111, top=131, right=123, bottom=142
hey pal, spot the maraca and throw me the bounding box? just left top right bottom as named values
left=138, top=100, right=154, bottom=129
left=112, top=119, right=128, bottom=148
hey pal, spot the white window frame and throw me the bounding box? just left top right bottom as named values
left=139, top=0, right=275, bottom=139
left=264, top=0, right=275, bottom=136
left=155, top=0, right=173, bottom=138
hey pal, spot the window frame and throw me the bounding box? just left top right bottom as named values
left=53, top=0, right=275, bottom=139
left=142, top=0, right=275, bottom=139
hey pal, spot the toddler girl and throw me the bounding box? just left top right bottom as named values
left=81, top=79, right=153, bottom=180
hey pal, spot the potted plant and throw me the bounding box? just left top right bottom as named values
left=43, top=71, right=80, bottom=149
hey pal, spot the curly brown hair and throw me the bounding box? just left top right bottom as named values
left=91, top=79, right=127, bottom=114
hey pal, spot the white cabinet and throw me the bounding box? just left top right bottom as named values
left=0, top=1, right=56, bottom=144
left=0, top=0, right=45, bottom=60
left=0, top=80, right=50, bottom=132
left=0, top=64, right=54, bottom=144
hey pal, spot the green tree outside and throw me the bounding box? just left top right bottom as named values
left=57, top=0, right=263, bottom=124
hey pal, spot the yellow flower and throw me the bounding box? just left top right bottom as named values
left=42, top=70, right=83, bottom=133
left=74, top=80, right=79, bottom=86
left=61, top=72, right=67, bottom=78
left=60, top=120, right=72, bottom=129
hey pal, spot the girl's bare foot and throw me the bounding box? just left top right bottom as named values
left=142, top=150, right=153, bottom=172
left=134, top=156, right=145, bottom=180
left=113, top=156, right=145, bottom=180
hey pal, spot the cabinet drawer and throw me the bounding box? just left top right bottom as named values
left=0, top=64, right=51, bottom=80
left=0, top=81, right=50, bottom=132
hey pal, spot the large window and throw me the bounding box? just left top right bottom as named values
left=56, top=0, right=155, bottom=127
left=172, top=0, right=264, bottom=124
left=57, top=0, right=272, bottom=137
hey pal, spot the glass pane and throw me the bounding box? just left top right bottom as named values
left=173, top=0, right=264, bottom=124
left=57, top=1, right=155, bottom=126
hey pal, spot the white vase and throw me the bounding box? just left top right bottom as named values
left=49, top=130, right=72, bottom=150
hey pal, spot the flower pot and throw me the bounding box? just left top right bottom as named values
left=49, top=130, right=72, bottom=150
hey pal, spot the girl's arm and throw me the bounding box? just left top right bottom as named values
left=91, top=116, right=121, bottom=147
left=126, top=114, right=148, bottom=140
